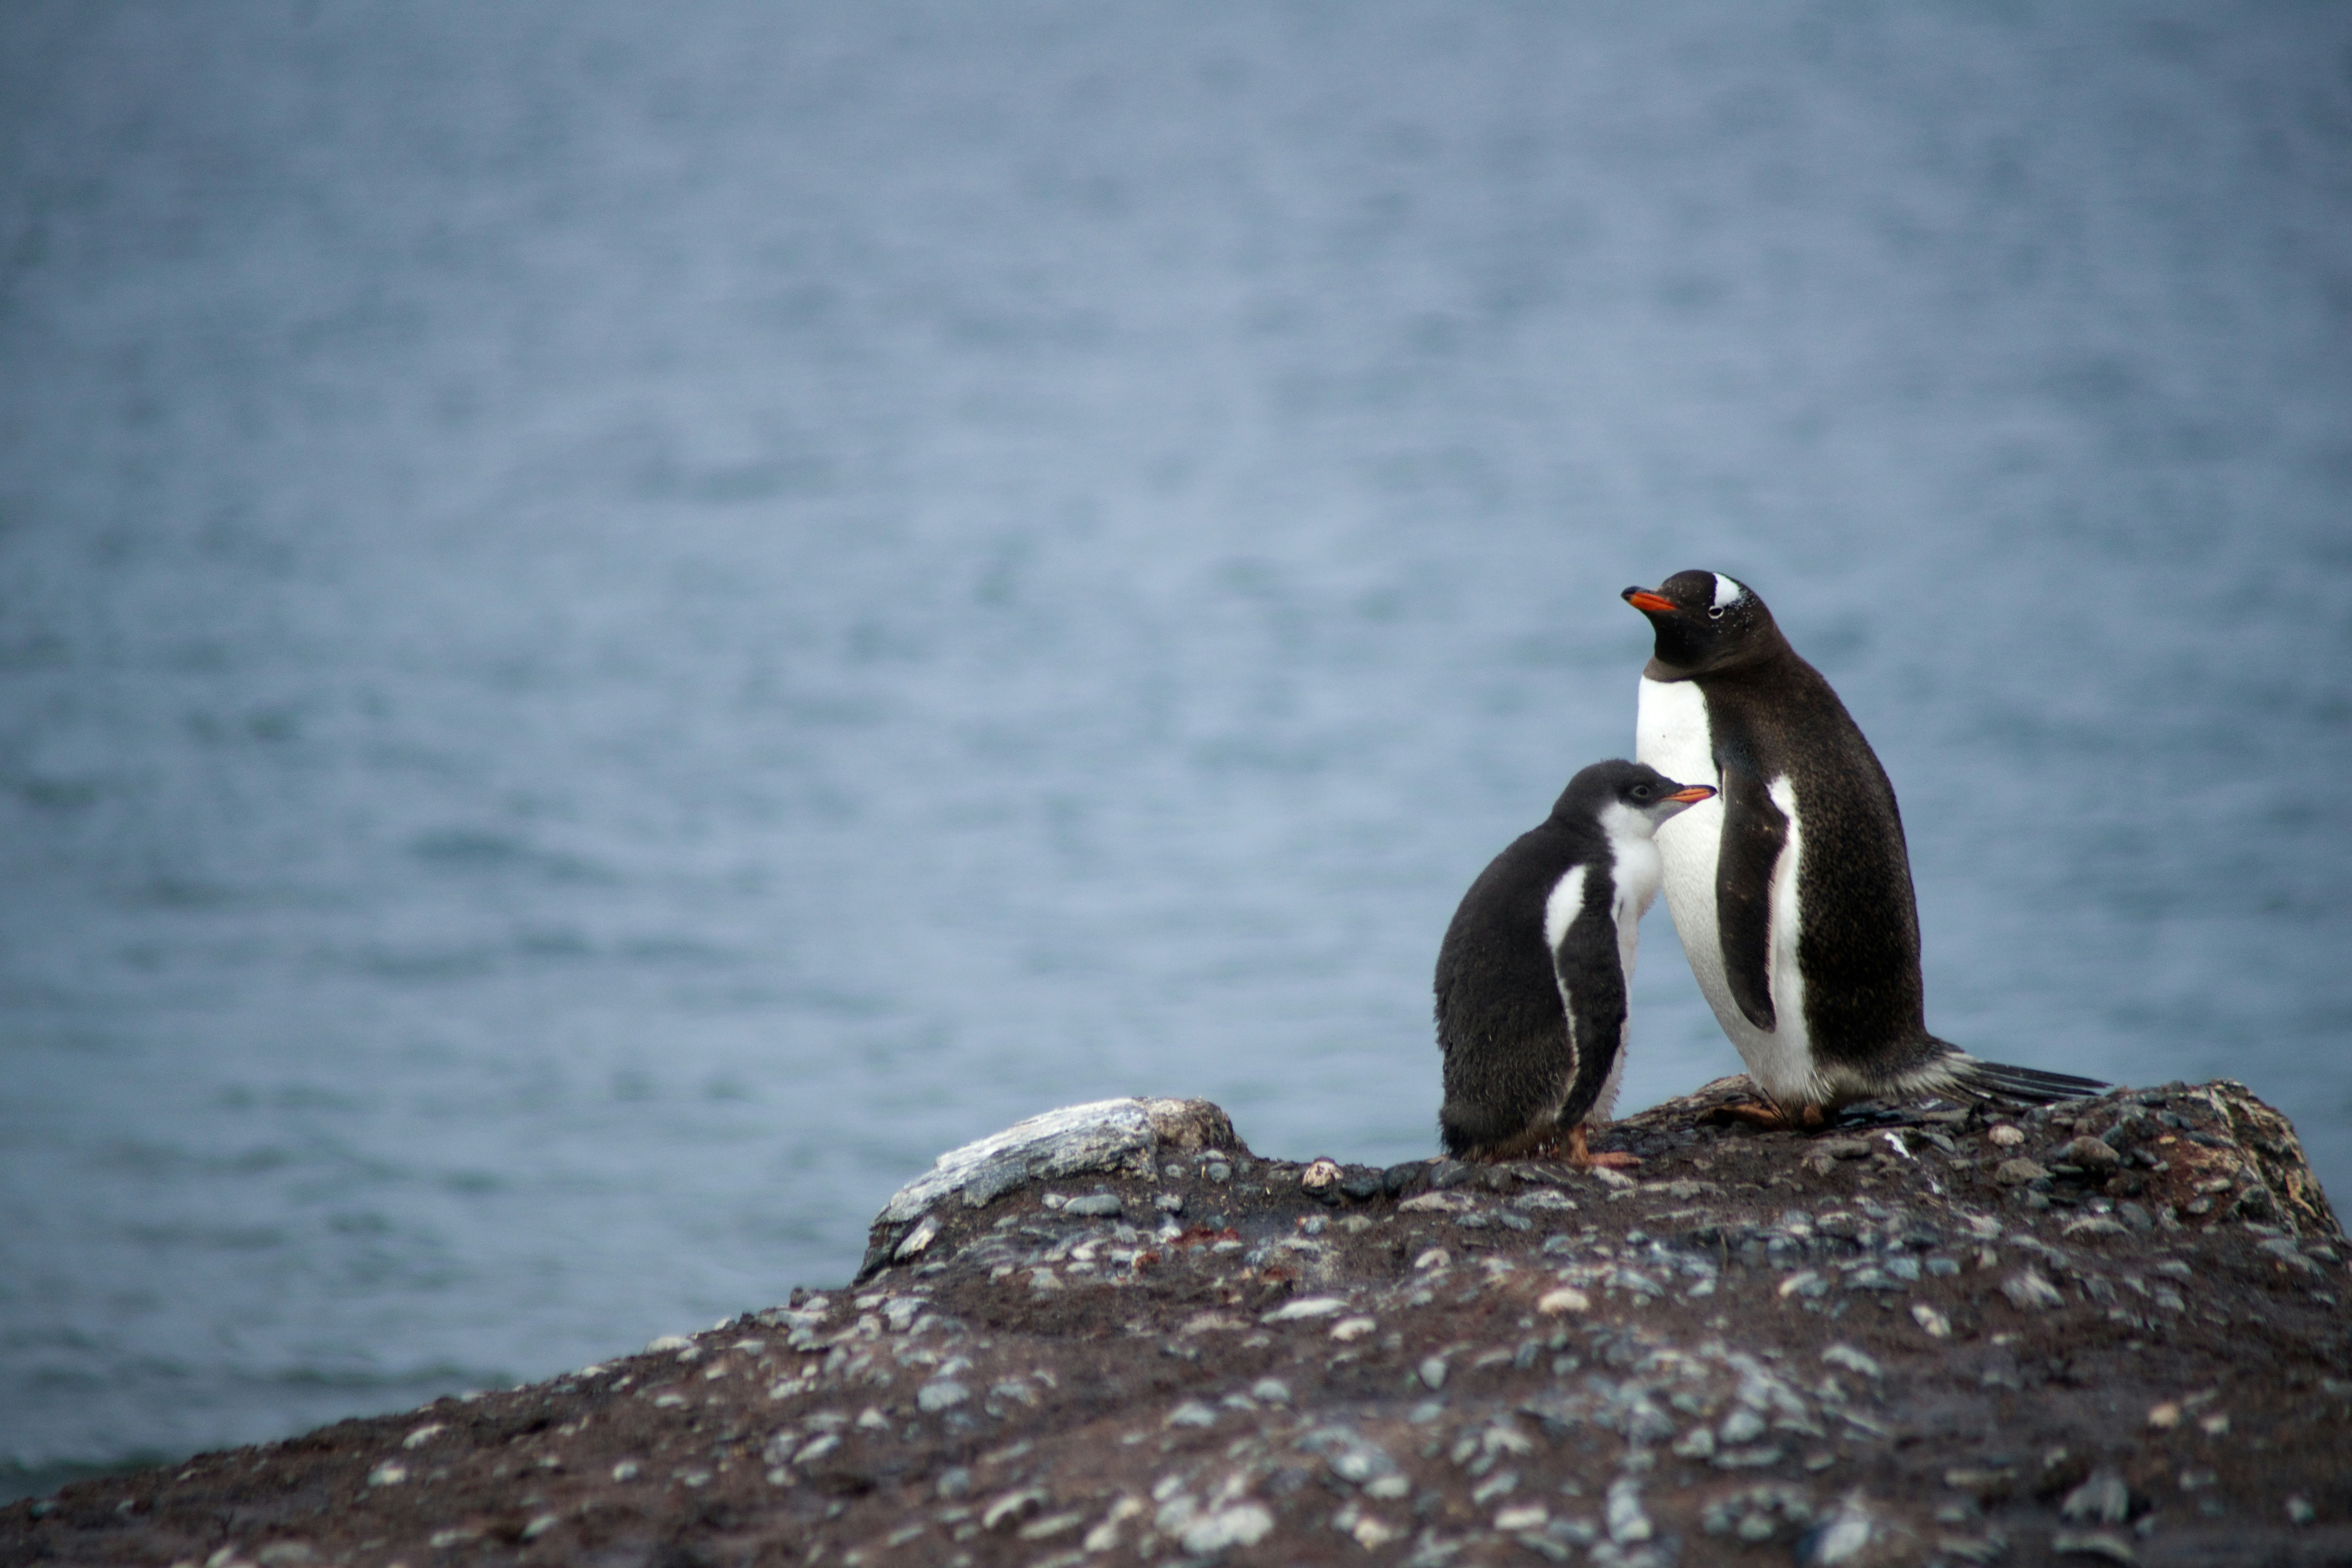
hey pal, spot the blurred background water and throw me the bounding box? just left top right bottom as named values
left=3, top=0, right=2348, bottom=1498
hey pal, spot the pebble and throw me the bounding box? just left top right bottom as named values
left=2063, top=1137, right=2122, bottom=1174
left=982, top=1489, right=1048, bottom=1531
left=401, top=1424, right=444, bottom=1449
left=917, top=1379, right=970, bottom=1412
left=1179, top=1503, right=1274, bottom=1553
left=2061, top=1470, right=2131, bottom=1526
left=1330, top=1316, right=1377, bottom=1340
left=1605, top=1477, right=1652, bottom=1544
left=1164, top=1400, right=1218, bottom=1428
left=1260, top=1296, right=1348, bottom=1322
left=1988, top=1125, right=2025, bottom=1147
left=1911, top=1303, right=1953, bottom=1338
left=1821, top=1344, right=1883, bottom=1380
left=893, top=1215, right=942, bottom=1260
left=364, top=1463, right=406, bottom=1488
left=1419, top=1356, right=1449, bottom=1391
left=2002, top=1269, right=2065, bottom=1310
left=1063, top=1194, right=1122, bottom=1218
left=1538, top=1287, right=1592, bottom=1314
left=1994, top=1159, right=2051, bottom=1186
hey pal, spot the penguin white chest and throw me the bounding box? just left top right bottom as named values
left=1633, top=677, right=1725, bottom=976
left=1632, top=677, right=1821, bottom=1104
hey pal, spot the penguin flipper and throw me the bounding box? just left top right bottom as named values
left=1713, top=753, right=1787, bottom=1032
left=1550, top=903, right=1626, bottom=1127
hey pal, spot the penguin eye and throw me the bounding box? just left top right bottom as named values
left=1706, top=605, right=1725, bottom=621
left=1631, top=784, right=1651, bottom=799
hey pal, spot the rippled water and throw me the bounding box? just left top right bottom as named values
left=4, top=1, right=2348, bottom=1495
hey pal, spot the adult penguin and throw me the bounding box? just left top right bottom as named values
left=1435, top=760, right=1715, bottom=1166
left=1622, top=570, right=2102, bottom=1124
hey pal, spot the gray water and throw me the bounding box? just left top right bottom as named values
left=3, top=0, right=2348, bottom=1496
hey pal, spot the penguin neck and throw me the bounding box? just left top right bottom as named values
left=1642, top=632, right=1799, bottom=686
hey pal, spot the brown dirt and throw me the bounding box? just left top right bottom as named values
left=5, top=1078, right=2348, bottom=1568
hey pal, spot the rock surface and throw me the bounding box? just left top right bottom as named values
left=6, top=1080, right=2350, bottom=1568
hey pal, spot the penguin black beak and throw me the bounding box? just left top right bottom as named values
left=1664, top=786, right=1716, bottom=804
left=1622, top=588, right=1677, bottom=614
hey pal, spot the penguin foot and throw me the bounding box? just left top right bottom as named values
left=1562, top=1124, right=1641, bottom=1170
left=1703, top=1099, right=1828, bottom=1132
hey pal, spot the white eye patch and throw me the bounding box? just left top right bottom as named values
left=1711, top=574, right=1745, bottom=611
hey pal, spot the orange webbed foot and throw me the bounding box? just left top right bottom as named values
left=1563, top=1124, right=1642, bottom=1170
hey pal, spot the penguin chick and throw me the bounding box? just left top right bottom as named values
left=1623, top=569, right=2106, bottom=1125
left=1436, top=760, right=1716, bottom=1167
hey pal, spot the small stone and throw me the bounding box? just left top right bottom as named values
left=1261, top=1296, right=1348, bottom=1323
left=646, top=1334, right=694, bottom=1352
left=1418, top=1356, right=1449, bottom=1391
left=936, top=1466, right=973, bottom=1499
left=2050, top=1531, right=2139, bottom=1564
left=893, top=1214, right=942, bottom=1260
left=2002, top=1269, right=2065, bottom=1310
left=1154, top=1192, right=1184, bottom=1213
left=982, top=1489, right=1048, bottom=1531
left=1250, top=1377, right=1292, bottom=1405
left=2147, top=1402, right=2180, bottom=1430
left=917, top=1379, right=970, bottom=1412
left=364, top=1462, right=406, bottom=1487
left=1988, top=1124, right=2025, bottom=1146
left=1606, top=1477, right=1652, bottom=1544
left=1537, top=1286, right=1591, bottom=1314
left=1330, top=1316, right=1377, bottom=1340
left=1911, top=1303, right=1953, bottom=1338
left=611, top=1460, right=641, bottom=1482
left=401, top=1424, right=444, bottom=1449
left=2063, top=1137, right=2122, bottom=1174
left=1018, top=1512, right=1084, bottom=1541
left=1413, top=1248, right=1452, bottom=1270
left=1204, top=1162, right=1232, bottom=1183
left=1063, top=1193, right=1122, bottom=1218
left=1995, top=1159, right=2051, bottom=1186
left=1301, top=1157, right=1344, bottom=1191
left=1720, top=1408, right=1767, bottom=1444
left=2287, top=1495, right=2315, bottom=1526
left=1822, top=1343, right=1884, bottom=1379
left=1180, top=1503, right=1274, bottom=1553
left=2061, top=1469, right=2132, bottom=1526
left=1798, top=1500, right=1875, bottom=1566
left=520, top=1516, right=560, bottom=1542
left=1164, top=1400, right=1219, bottom=1428
left=1495, top=1504, right=1549, bottom=1532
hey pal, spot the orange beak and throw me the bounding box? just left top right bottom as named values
left=1623, top=590, right=1676, bottom=614
left=1665, top=786, right=1716, bottom=804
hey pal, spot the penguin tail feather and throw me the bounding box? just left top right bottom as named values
left=1957, top=1057, right=2110, bottom=1105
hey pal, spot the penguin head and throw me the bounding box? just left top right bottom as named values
left=1556, top=760, right=1717, bottom=838
left=1620, top=570, right=1785, bottom=674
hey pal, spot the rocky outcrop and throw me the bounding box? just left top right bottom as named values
left=6, top=1080, right=2348, bottom=1568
